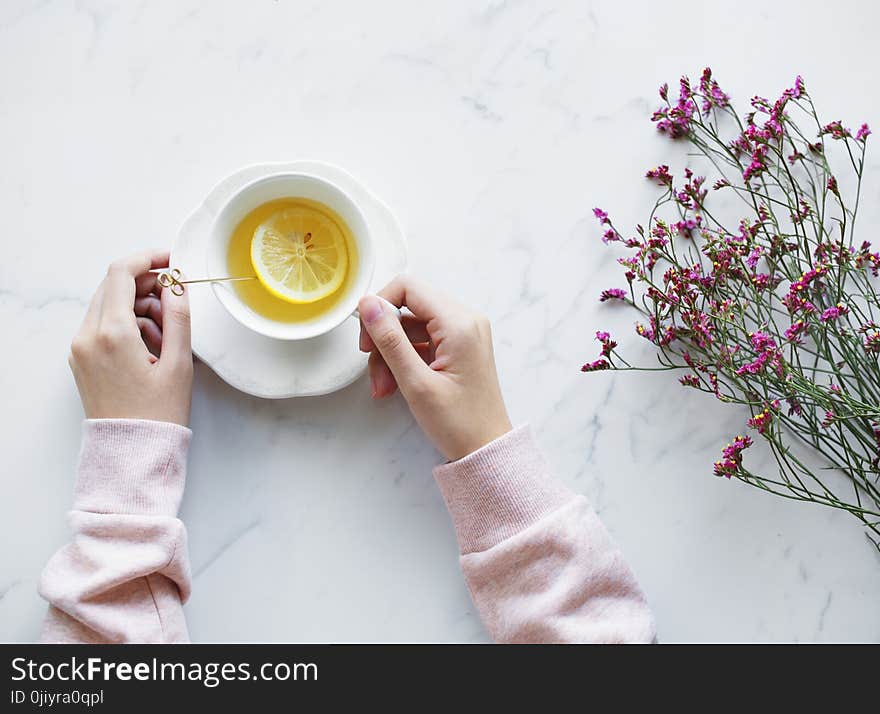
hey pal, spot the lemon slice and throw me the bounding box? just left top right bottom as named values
left=250, top=207, right=348, bottom=304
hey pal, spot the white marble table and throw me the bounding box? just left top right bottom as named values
left=2, top=0, right=879, bottom=643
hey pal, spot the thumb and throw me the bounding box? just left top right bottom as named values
left=159, top=280, right=192, bottom=369
left=359, top=295, right=429, bottom=390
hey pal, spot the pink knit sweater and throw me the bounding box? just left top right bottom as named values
left=39, top=420, right=655, bottom=643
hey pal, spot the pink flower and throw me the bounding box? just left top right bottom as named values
left=599, top=288, right=627, bottom=302
left=745, top=246, right=763, bottom=269
left=602, top=228, right=620, bottom=244
left=788, top=266, right=827, bottom=296
left=751, top=273, right=779, bottom=293
left=782, top=293, right=817, bottom=314
left=595, top=330, right=617, bottom=356
left=593, top=208, right=610, bottom=225
left=827, top=176, right=838, bottom=194
left=821, top=120, right=851, bottom=140
left=646, top=164, right=673, bottom=186
left=653, top=80, right=695, bottom=138
left=747, top=408, right=773, bottom=434
left=714, top=435, right=752, bottom=478
left=679, top=374, right=700, bottom=387
left=856, top=123, right=871, bottom=142
left=659, top=83, right=668, bottom=101
left=673, top=219, right=699, bottom=235
left=580, top=359, right=610, bottom=372
left=784, top=76, right=805, bottom=99
left=635, top=322, right=654, bottom=342
left=821, top=410, right=835, bottom=428
left=698, top=67, right=730, bottom=110
left=736, top=331, right=785, bottom=377
left=864, top=331, right=880, bottom=354
left=784, top=320, right=809, bottom=344
left=790, top=199, right=812, bottom=224
left=820, top=303, right=849, bottom=322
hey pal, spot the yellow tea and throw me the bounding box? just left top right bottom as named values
left=226, top=197, right=358, bottom=323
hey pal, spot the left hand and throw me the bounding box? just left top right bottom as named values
left=68, top=250, right=193, bottom=426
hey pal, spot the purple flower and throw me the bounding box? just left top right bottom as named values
left=673, top=219, right=699, bottom=235
left=580, top=359, right=610, bottom=373
left=745, top=246, right=763, bottom=269
left=646, top=164, right=673, bottom=186
left=788, top=266, right=827, bottom=296
left=784, top=320, right=809, bottom=344
left=736, top=331, right=785, bottom=377
left=593, top=207, right=609, bottom=225
left=698, top=67, right=730, bottom=110
left=784, top=76, right=805, bottom=99
left=856, top=123, right=871, bottom=142
left=820, top=303, right=849, bottom=322
left=751, top=273, right=777, bottom=292
left=602, top=228, right=620, bottom=244
left=714, top=435, right=753, bottom=478
left=821, top=120, right=851, bottom=140
left=595, top=330, right=617, bottom=357
left=679, top=374, right=700, bottom=387
left=747, top=408, right=773, bottom=435
left=827, top=176, right=838, bottom=194
left=652, top=79, right=696, bottom=138
left=599, top=288, right=627, bottom=302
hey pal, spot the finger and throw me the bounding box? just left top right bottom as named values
left=375, top=275, right=455, bottom=322
left=360, top=314, right=429, bottom=353
left=136, top=272, right=161, bottom=297
left=79, top=281, right=105, bottom=335
left=159, top=278, right=192, bottom=369
left=359, top=295, right=431, bottom=391
left=137, top=317, right=163, bottom=358
left=134, top=295, right=163, bottom=327
left=401, top=315, right=430, bottom=343
left=101, top=250, right=170, bottom=324
left=368, top=351, right=397, bottom=398
left=414, top=341, right=435, bottom=365
left=368, top=342, right=435, bottom=399
left=359, top=320, right=372, bottom=353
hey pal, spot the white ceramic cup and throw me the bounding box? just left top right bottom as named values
left=206, top=172, right=375, bottom=340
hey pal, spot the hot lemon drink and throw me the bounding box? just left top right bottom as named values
left=226, top=197, right=358, bottom=322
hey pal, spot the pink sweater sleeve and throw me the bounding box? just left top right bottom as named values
left=38, top=419, right=192, bottom=644
left=433, top=426, right=655, bottom=643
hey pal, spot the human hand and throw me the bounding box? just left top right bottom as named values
left=68, top=250, right=193, bottom=426
left=358, top=276, right=512, bottom=461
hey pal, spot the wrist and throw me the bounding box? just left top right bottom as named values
left=433, top=425, right=573, bottom=553
left=446, top=417, right=513, bottom=462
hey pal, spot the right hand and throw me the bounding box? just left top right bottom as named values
left=358, top=276, right=512, bottom=461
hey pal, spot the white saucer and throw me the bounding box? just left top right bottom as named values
left=171, top=161, right=408, bottom=398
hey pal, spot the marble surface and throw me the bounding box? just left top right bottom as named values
left=2, top=0, right=879, bottom=643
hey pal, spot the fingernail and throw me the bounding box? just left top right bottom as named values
left=359, top=295, right=383, bottom=325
